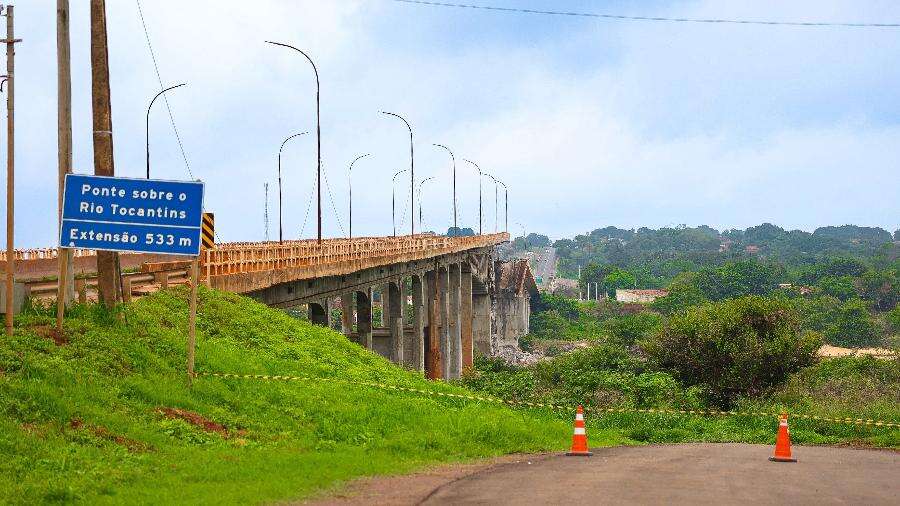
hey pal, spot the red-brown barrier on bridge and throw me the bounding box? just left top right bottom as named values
left=201, top=233, right=509, bottom=294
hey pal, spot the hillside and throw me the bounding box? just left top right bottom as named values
left=0, top=289, right=571, bottom=504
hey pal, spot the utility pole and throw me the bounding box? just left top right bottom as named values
left=264, top=183, right=269, bottom=241
left=3, top=4, right=20, bottom=335
left=56, top=0, right=74, bottom=329
left=90, top=0, right=119, bottom=307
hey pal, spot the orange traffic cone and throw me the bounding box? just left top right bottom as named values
left=566, top=405, right=592, bottom=456
left=769, top=413, right=797, bottom=462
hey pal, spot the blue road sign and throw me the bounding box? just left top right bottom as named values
left=60, top=174, right=204, bottom=256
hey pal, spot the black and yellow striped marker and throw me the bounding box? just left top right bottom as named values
left=201, top=213, right=215, bottom=249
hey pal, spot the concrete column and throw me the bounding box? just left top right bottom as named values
left=473, top=292, right=491, bottom=356
left=425, top=269, right=441, bottom=379
left=411, top=274, right=425, bottom=373
left=438, top=266, right=451, bottom=380
left=448, top=264, right=462, bottom=379
left=356, top=288, right=373, bottom=349
left=388, top=281, right=404, bottom=364
left=340, top=292, right=354, bottom=335
left=309, top=300, right=329, bottom=327
left=380, top=283, right=391, bottom=327
left=460, top=268, right=474, bottom=371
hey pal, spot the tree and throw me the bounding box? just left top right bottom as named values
left=602, top=268, right=637, bottom=298
left=650, top=272, right=707, bottom=315
left=858, top=269, right=900, bottom=312
left=817, top=275, right=857, bottom=301
left=694, top=260, right=776, bottom=301
left=825, top=298, right=879, bottom=347
left=641, top=296, right=822, bottom=407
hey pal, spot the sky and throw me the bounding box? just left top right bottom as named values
left=5, top=0, right=900, bottom=247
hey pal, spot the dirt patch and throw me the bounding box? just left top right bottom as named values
left=69, top=418, right=152, bottom=453
left=155, top=407, right=230, bottom=436
left=301, top=453, right=556, bottom=505
left=818, top=345, right=897, bottom=359
left=33, top=325, right=69, bottom=346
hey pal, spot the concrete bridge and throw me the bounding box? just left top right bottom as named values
left=4, top=233, right=536, bottom=380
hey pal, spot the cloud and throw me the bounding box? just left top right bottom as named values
left=5, top=0, right=899, bottom=248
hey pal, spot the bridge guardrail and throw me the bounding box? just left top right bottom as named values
left=201, top=233, right=509, bottom=281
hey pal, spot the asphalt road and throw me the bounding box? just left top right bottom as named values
left=420, top=444, right=899, bottom=505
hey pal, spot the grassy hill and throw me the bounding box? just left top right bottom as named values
left=0, top=288, right=575, bottom=504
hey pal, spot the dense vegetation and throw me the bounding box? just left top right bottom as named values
left=0, top=289, right=570, bottom=504
left=469, top=223, right=899, bottom=447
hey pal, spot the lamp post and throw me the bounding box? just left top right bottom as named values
left=348, top=153, right=371, bottom=239
left=277, top=131, right=307, bottom=244
left=417, top=176, right=435, bottom=230
left=146, top=82, right=186, bottom=179
left=463, top=159, right=482, bottom=235
left=496, top=179, right=508, bottom=233
left=266, top=41, right=323, bottom=243
left=484, top=172, right=499, bottom=233
left=391, top=168, right=408, bottom=237
left=380, top=111, right=414, bottom=236
left=432, top=144, right=456, bottom=233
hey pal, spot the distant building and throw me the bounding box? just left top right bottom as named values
left=615, top=289, right=669, bottom=304
left=745, top=244, right=760, bottom=254
left=549, top=278, right=580, bottom=297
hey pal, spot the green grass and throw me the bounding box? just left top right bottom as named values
left=462, top=350, right=900, bottom=449
left=0, top=288, right=573, bottom=504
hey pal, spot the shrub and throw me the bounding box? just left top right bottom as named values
left=888, top=305, right=900, bottom=334
left=650, top=272, right=707, bottom=315
left=825, top=298, right=880, bottom=348
left=641, top=296, right=822, bottom=407
left=601, top=312, right=663, bottom=346
left=817, top=275, right=857, bottom=301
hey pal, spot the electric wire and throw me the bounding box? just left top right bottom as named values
left=391, top=0, right=900, bottom=28
left=298, top=170, right=317, bottom=238
left=321, top=168, right=347, bottom=237
left=135, top=0, right=196, bottom=180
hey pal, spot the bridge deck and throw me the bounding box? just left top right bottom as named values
left=203, top=233, right=508, bottom=294
left=4, top=234, right=509, bottom=296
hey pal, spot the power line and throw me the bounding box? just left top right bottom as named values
left=321, top=169, right=346, bottom=237
left=391, top=0, right=900, bottom=28
left=135, top=0, right=195, bottom=179
left=299, top=170, right=317, bottom=238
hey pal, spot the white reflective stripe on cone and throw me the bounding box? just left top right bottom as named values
left=574, top=427, right=586, bottom=435
left=576, top=414, right=584, bottom=421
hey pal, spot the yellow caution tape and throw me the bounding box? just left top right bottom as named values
left=195, top=371, right=900, bottom=429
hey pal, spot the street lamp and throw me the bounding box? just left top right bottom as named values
left=266, top=41, right=323, bottom=243
left=417, top=176, right=436, bottom=230
left=277, top=131, right=307, bottom=244
left=380, top=111, right=414, bottom=236
left=496, top=179, right=508, bottom=233
left=348, top=153, right=371, bottom=239
left=146, top=82, right=186, bottom=179
left=463, top=159, right=482, bottom=235
left=432, top=144, right=457, bottom=233
left=392, top=168, right=409, bottom=237
left=483, top=172, right=499, bottom=233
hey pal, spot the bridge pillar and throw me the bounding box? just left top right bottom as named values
left=410, top=274, right=425, bottom=373
left=388, top=281, right=404, bottom=364
left=473, top=291, right=491, bottom=356
left=438, top=266, right=451, bottom=380
left=356, top=288, right=373, bottom=349
left=448, top=263, right=462, bottom=380
left=460, top=267, right=474, bottom=372
left=340, top=292, right=354, bottom=335
left=380, top=283, right=391, bottom=327
left=309, top=300, right=329, bottom=327
left=425, top=269, right=441, bottom=379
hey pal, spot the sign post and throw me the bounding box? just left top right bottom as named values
left=60, top=174, right=204, bottom=384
